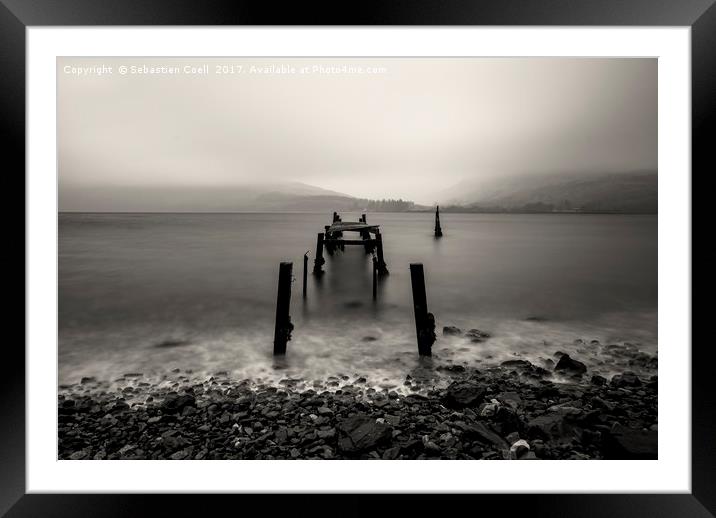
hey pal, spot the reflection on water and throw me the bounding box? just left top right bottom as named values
left=59, top=212, right=657, bottom=385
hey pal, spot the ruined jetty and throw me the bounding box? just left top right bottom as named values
left=313, top=213, right=389, bottom=276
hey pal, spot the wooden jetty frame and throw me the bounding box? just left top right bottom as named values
left=313, top=213, right=389, bottom=275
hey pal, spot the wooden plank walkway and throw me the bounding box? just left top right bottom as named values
left=326, top=222, right=379, bottom=233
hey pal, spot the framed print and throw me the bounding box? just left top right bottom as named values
left=4, top=0, right=710, bottom=515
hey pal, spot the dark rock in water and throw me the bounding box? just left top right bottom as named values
left=337, top=415, right=392, bottom=454
left=628, top=352, right=658, bottom=370
left=590, top=375, right=607, bottom=386
left=532, top=366, right=552, bottom=379
left=554, top=354, right=587, bottom=376
left=525, top=316, right=547, bottom=322
left=443, top=326, right=462, bottom=336
left=160, top=393, right=196, bottom=414
left=443, top=381, right=486, bottom=409
left=80, top=377, right=96, bottom=385
left=465, top=329, right=491, bottom=342
left=610, top=371, right=642, bottom=388
left=124, top=373, right=143, bottom=378
left=604, top=423, right=657, bottom=459
left=438, top=364, right=466, bottom=374
left=361, top=336, right=378, bottom=342
left=155, top=339, right=191, bottom=349
left=500, top=359, right=533, bottom=370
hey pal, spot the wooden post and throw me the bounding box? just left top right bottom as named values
left=372, top=255, right=378, bottom=301
left=313, top=233, right=325, bottom=274
left=302, top=252, right=308, bottom=298
left=273, top=262, right=294, bottom=356
left=361, top=213, right=367, bottom=223
left=375, top=230, right=389, bottom=275
left=410, top=263, right=436, bottom=356
left=434, top=205, right=443, bottom=237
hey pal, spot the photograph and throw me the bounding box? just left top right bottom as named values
left=56, top=56, right=658, bottom=461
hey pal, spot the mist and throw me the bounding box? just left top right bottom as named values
left=58, top=57, right=656, bottom=208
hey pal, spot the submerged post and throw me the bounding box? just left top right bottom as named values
left=303, top=252, right=309, bottom=298
left=313, top=233, right=325, bottom=275
left=273, top=262, right=294, bottom=356
left=410, top=263, right=436, bottom=356
left=374, top=230, right=389, bottom=275
left=434, top=205, right=443, bottom=237
left=372, top=255, right=378, bottom=301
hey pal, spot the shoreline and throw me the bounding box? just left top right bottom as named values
left=59, top=351, right=657, bottom=460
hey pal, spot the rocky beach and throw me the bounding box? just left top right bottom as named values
left=58, top=330, right=657, bottom=461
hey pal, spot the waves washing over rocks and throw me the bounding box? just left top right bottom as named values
left=58, top=335, right=657, bottom=461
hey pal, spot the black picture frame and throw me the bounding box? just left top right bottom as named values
left=3, top=1, right=708, bottom=515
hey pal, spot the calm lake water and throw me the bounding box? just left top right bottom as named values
left=58, top=212, right=657, bottom=386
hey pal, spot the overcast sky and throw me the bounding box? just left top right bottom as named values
left=58, top=57, right=656, bottom=205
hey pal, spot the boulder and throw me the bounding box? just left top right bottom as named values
left=494, top=406, right=522, bottom=434
left=500, top=359, right=534, bottom=370
left=443, top=381, right=486, bottom=409
left=160, top=393, right=196, bottom=414
left=442, top=326, right=462, bottom=336
left=465, top=329, right=491, bottom=342
left=498, top=392, right=523, bottom=410
left=527, top=413, right=572, bottom=441
left=382, top=446, right=401, bottom=460
left=610, top=371, right=642, bottom=388
left=337, top=415, right=393, bottom=454
left=463, top=422, right=509, bottom=450
left=554, top=354, right=588, bottom=376
left=590, top=375, right=607, bottom=386
left=509, top=439, right=530, bottom=460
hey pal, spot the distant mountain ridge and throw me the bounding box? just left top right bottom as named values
left=59, top=181, right=422, bottom=213
left=437, top=171, right=657, bottom=213
left=60, top=173, right=657, bottom=214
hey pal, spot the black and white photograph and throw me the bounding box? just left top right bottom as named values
left=57, top=56, right=658, bottom=461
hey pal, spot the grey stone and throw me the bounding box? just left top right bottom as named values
left=337, top=414, right=393, bottom=454
left=443, top=381, right=486, bottom=409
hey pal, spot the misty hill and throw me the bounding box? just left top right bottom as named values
left=437, top=172, right=657, bottom=213
left=59, top=182, right=422, bottom=213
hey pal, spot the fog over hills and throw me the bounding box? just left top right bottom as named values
left=59, top=182, right=419, bottom=213
left=59, top=58, right=656, bottom=207
left=60, top=171, right=657, bottom=214
left=436, top=171, right=657, bottom=213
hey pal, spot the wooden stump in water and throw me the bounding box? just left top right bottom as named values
left=410, top=263, right=436, bottom=356
left=302, top=252, right=308, bottom=298
left=375, top=231, right=389, bottom=275
left=434, top=205, right=443, bottom=238
left=372, top=255, right=378, bottom=301
left=273, top=262, right=294, bottom=356
left=313, top=233, right=325, bottom=274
